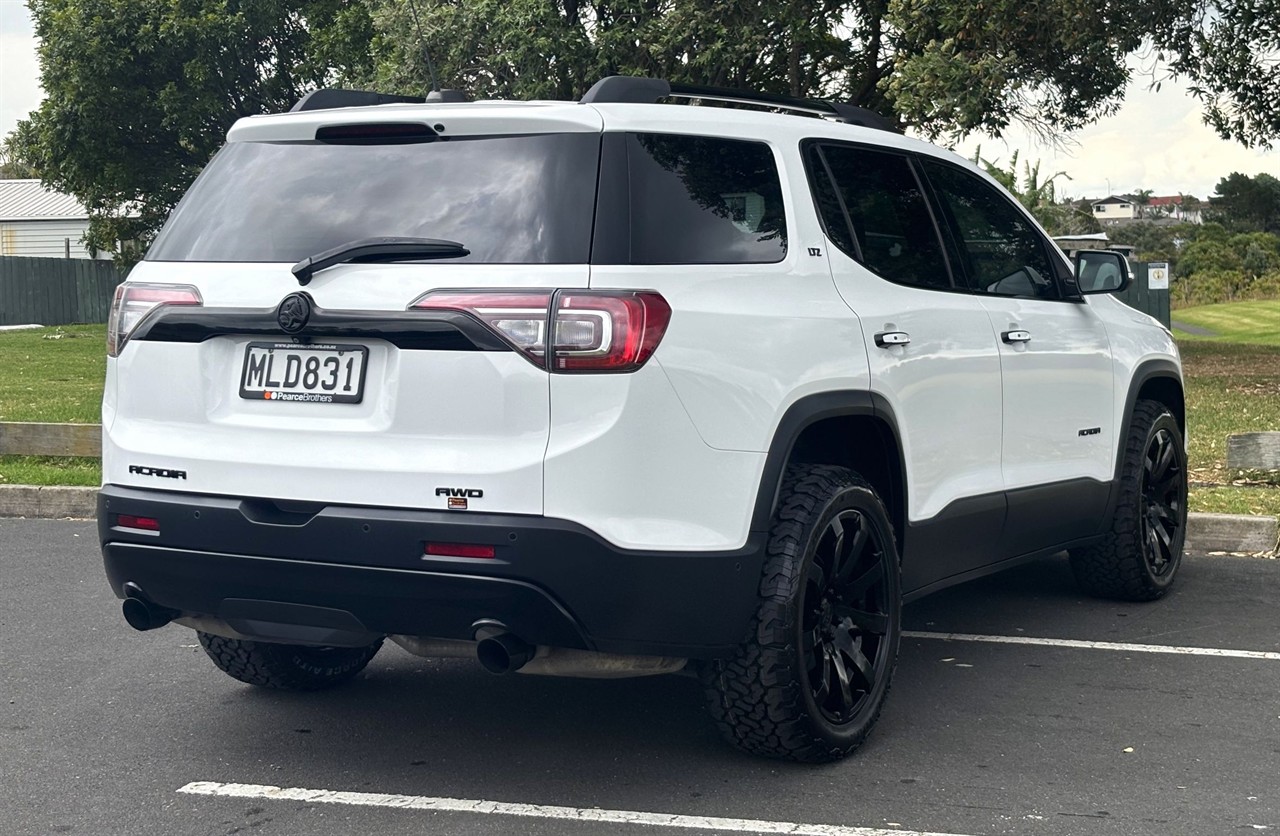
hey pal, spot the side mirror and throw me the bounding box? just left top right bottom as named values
left=1074, top=250, right=1130, bottom=294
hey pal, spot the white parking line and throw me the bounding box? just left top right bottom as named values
left=905, top=631, right=1280, bottom=660
left=178, top=781, right=975, bottom=836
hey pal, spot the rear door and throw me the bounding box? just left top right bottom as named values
left=805, top=142, right=1006, bottom=591
left=104, top=107, right=602, bottom=515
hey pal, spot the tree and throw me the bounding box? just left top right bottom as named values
left=971, top=148, right=1100, bottom=236
left=1149, top=0, right=1280, bottom=148
left=1207, top=172, right=1280, bottom=234
left=11, top=0, right=376, bottom=263
left=360, top=0, right=1144, bottom=141
left=1132, top=189, right=1154, bottom=219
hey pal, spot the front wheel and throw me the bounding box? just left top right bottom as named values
left=701, top=464, right=901, bottom=763
left=1070, top=399, right=1188, bottom=601
left=198, top=633, right=383, bottom=691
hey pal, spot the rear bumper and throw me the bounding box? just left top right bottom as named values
left=98, top=486, right=765, bottom=659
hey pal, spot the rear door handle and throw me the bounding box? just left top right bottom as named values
left=1002, top=329, right=1031, bottom=344
left=874, top=331, right=911, bottom=348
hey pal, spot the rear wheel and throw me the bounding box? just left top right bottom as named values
left=701, top=464, right=901, bottom=762
left=198, top=633, right=382, bottom=691
left=1070, top=399, right=1187, bottom=601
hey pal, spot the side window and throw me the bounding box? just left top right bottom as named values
left=626, top=133, right=787, bottom=264
left=921, top=160, right=1062, bottom=300
left=808, top=144, right=953, bottom=289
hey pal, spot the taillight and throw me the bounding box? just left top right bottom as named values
left=409, top=289, right=671, bottom=373
left=107, top=283, right=203, bottom=357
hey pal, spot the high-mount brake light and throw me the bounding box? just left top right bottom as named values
left=409, top=290, right=671, bottom=373
left=107, top=283, right=203, bottom=357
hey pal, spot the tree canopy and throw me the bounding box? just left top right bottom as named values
left=12, top=0, right=375, bottom=259
left=1207, top=172, right=1280, bottom=235
left=9, top=0, right=1280, bottom=260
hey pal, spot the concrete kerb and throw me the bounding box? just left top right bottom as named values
left=1, top=485, right=1276, bottom=555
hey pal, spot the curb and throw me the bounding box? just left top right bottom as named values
left=1, top=485, right=1277, bottom=555
left=0, top=485, right=99, bottom=520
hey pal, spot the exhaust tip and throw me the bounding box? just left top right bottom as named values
left=476, top=633, right=535, bottom=675
left=121, top=585, right=178, bottom=631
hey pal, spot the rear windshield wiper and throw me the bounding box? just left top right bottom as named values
left=292, top=236, right=470, bottom=285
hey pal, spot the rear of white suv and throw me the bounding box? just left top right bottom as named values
left=99, top=98, right=783, bottom=686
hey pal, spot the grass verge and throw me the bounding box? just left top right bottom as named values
left=0, top=324, right=106, bottom=423
left=1172, top=300, right=1280, bottom=345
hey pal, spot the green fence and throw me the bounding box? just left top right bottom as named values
left=1112, top=262, right=1171, bottom=329
left=0, top=256, right=125, bottom=326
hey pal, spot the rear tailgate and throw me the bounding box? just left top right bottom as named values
left=104, top=104, right=602, bottom=515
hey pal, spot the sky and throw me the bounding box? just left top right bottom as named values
left=1, top=0, right=1276, bottom=200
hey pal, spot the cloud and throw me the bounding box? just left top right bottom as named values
left=953, top=74, right=1279, bottom=200
left=0, top=2, right=42, bottom=140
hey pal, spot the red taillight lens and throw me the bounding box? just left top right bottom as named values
left=409, top=289, right=670, bottom=373
left=425, top=542, right=496, bottom=559
left=107, top=282, right=203, bottom=357
left=115, top=514, right=160, bottom=532
left=553, top=291, right=671, bottom=372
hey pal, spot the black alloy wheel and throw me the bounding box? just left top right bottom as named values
left=1141, top=426, right=1184, bottom=578
left=701, top=464, right=901, bottom=762
left=1070, top=399, right=1187, bottom=601
left=803, top=509, right=893, bottom=725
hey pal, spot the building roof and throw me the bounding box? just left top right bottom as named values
left=0, top=179, right=90, bottom=222
left=1148, top=195, right=1185, bottom=207
left=1053, top=232, right=1110, bottom=241
left=1091, top=195, right=1136, bottom=206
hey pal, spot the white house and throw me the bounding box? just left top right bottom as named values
left=1091, top=195, right=1137, bottom=223
left=1148, top=195, right=1203, bottom=224
left=0, top=179, right=109, bottom=259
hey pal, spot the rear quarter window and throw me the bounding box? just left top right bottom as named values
left=623, top=133, right=788, bottom=265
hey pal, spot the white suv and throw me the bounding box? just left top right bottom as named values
left=98, top=76, right=1187, bottom=763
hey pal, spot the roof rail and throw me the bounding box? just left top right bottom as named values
left=292, top=89, right=427, bottom=112
left=579, top=76, right=896, bottom=132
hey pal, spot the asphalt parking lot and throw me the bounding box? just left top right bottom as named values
left=3, top=518, right=1278, bottom=836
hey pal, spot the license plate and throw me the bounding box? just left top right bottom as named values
left=239, top=342, right=368, bottom=404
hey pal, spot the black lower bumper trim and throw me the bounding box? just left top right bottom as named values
left=99, top=486, right=765, bottom=658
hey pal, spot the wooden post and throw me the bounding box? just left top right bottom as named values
left=0, top=423, right=102, bottom=457
left=1227, top=433, right=1280, bottom=471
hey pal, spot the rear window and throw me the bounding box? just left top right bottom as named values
left=625, top=133, right=787, bottom=264
left=147, top=133, right=601, bottom=264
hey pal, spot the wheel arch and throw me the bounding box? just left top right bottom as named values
left=751, top=392, right=907, bottom=547
left=1117, top=359, right=1185, bottom=479
left=1096, top=358, right=1185, bottom=535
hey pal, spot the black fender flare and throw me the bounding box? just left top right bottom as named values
left=1098, top=358, right=1184, bottom=532
left=749, top=391, right=906, bottom=534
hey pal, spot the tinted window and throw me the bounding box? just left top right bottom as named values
left=813, top=144, right=952, bottom=289
left=805, top=145, right=857, bottom=258
left=627, top=133, right=787, bottom=264
left=148, top=133, right=600, bottom=264
left=921, top=160, right=1061, bottom=299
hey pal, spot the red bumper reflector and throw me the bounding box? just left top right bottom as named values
left=425, top=542, right=496, bottom=559
left=116, top=514, right=160, bottom=531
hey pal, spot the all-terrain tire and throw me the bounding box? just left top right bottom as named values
left=1070, top=399, right=1187, bottom=601
left=700, top=464, right=901, bottom=763
left=197, top=633, right=383, bottom=691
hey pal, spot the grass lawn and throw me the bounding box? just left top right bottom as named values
left=0, top=324, right=105, bottom=487
left=1173, top=300, right=1280, bottom=346
left=1, top=319, right=1277, bottom=518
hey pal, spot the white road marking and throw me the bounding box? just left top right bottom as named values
left=905, top=631, right=1280, bottom=660
left=178, top=781, right=976, bottom=836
